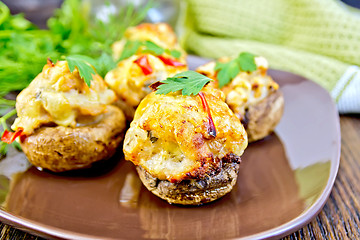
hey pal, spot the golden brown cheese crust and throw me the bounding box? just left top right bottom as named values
left=12, top=61, right=117, bottom=135
left=123, top=86, right=248, bottom=183
left=196, top=57, right=284, bottom=142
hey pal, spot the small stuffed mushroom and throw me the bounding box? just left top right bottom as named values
left=105, top=23, right=188, bottom=120
left=196, top=55, right=284, bottom=142
left=10, top=59, right=126, bottom=172
left=123, top=80, right=248, bottom=205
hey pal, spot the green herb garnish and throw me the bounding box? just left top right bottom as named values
left=167, top=49, right=181, bottom=59
left=0, top=109, right=20, bottom=157
left=0, top=0, right=153, bottom=97
left=66, top=55, right=97, bottom=87
left=118, top=40, right=142, bottom=61
left=118, top=40, right=181, bottom=61
left=0, top=98, right=15, bottom=116
left=215, top=52, right=257, bottom=88
left=143, top=40, right=165, bottom=55
left=156, top=71, right=212, bottom=96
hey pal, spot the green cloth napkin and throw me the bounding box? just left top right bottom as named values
left=181, top=0, right=360, bottom=113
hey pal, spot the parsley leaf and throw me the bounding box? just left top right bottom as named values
left=170, top=49, right=181, bottom=58
left=95, top=52, right=117, bottom=78
left=215, top=60, right=240, bottom=88
left=118, top=40, right=182, bottom=61
left=156, top=71, right=212, bottom=96
left=118, top=40, right=142, bottom=61
left=66, top=55, right=97, bottom=87
left=143, top=40, right=165, bottom=55
left=165, top=49, right=181, bottom=58
left=215, top=52, right=257, bottom=88
left=237, top=52, right=257, bottom=72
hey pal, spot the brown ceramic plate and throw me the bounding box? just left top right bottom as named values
left=0, top=56, right=340, bottom=240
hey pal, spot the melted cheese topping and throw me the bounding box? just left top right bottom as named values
left=196, top=56, right=279, bottom=120
left=12, top=61, right=117, bottom=135
left=123, top=86, right=248, bottom=182
left=105, top=54, right=187, bottom=107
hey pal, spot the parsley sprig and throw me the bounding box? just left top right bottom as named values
left=66, top=55, right=97, bottom=87
left=119, top=40, right=181, bottom=61
left=156, top=71, right=212, bottom=96
left=215, top=52, right=257, bottom=88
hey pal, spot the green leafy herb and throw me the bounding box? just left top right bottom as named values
left=66, top=55, right=97, bottom=87
left=237, top=52, right=257, bottom=71
left=0, top=108, right=18, bottom=157
left=0, top=98, right=15, bottom=116
left=95, top=52, right=117, bottom=78
left=215, top=60, right=240, bottom=88
left=0, top=142, right=8, bottom=157
left=118, top=40, right=182, bottom=61
left=143, top=40, right=165, bottom=55
left=169, top=49, right=181, bottom=58
left=118, top=40, right=142, bottom=61
left=0, top=0, right=153, bottom=99
left=156, top=71, right=212, bottom=96
left=215, top=52, right=257, bottom=88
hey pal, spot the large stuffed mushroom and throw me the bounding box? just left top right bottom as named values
left=196, top=55, right=284, bottom=142
left=10, top=60, right=126, bottom=172
left=123, top=82, right=248, bottom=205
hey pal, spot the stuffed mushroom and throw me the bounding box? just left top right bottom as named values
left=197, top=54, right=284, bottom=142
left=105, top=23, right=187, bottom=120
left=8, top=59, right=126, bottom=172
left=123, top=73, right=248, bottom=205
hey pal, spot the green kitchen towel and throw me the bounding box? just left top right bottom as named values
left=182, top=0, right=360, bottom=113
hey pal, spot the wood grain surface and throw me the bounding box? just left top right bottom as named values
left=284, top=115, right=360, bottom=240
left=0, top=115, right=358, bottom=239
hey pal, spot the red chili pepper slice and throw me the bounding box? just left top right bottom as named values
left=198, top=92, right=217, bottom=138
left=134, top=55, right=153, bottom=75
left=1, top=130, right=13, bottom=144
left=158, top=56, right=185, bottom=67
left=1, top=128, right=25, bottom=144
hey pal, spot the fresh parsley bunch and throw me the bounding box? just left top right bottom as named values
left=0, top=0, right=153, bottom=94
